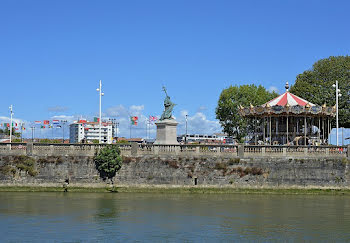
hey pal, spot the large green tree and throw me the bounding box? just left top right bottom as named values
left=216, top=84, right=278, bottom=140
left=290, top=56, right=350, bottom=127
left=94, top=145, right=122, bottom=185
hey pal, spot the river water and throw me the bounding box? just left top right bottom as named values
left=1, top=192, right=350, bottom=242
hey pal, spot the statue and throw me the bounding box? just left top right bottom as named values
left=160, top=86, right=176, bottom=120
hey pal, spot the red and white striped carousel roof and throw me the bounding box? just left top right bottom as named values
left=263, top=91, right=315, bottom=107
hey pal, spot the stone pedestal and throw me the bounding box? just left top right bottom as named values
left=154, top=119, right=179, bottom=145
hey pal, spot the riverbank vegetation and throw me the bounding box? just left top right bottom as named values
left=1, top=186, right=350, bottom=195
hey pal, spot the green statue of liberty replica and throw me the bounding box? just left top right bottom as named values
left=160, top=86, right=176, bottom=120
left=154, top=86, right=179, bottom=144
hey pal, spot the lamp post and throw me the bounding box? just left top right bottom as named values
left=61, top=120, right=67, bottom=143
left=96, top=80, right=104, bottom=143
left=31, top=126, right=35, bottom=142
left=9, top=105, right=13, bottom=146
left=116, top=122, right=119, bottom=139
left=332, top=80, right=342, bottom=146
left=185, top=114, right=188, bottom=144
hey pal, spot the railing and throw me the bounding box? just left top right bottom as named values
left=0, top=142, right=348, bottom=158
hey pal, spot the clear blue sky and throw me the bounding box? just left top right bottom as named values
left=0, top=0, right=349, bottom=140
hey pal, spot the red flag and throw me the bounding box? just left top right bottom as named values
left=43, top=120, right=49, bottom=125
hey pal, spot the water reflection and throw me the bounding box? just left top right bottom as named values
left=0, top=192, right=350, bottom=241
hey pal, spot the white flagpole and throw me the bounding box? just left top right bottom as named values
left=9, top=105, right=13, bottom=146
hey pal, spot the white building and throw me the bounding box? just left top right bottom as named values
left=69, top=120, right=115, bottom=144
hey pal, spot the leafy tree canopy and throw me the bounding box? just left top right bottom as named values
left=216, top=84, right=278, bottom=140
left=290, top=56, right=350, bottom=127
left=94, top=145, right=122, bottom=184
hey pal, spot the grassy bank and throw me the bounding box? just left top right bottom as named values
left=1, top=186, right=350, bottom=195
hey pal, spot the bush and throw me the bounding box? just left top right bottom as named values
left=166, top=160, right=179, bottom=169
left=12, top=156, right=38, bottom=177
left=228, top=158, right=240, bottom=165
left=122, top=156, right=133, bottom=164
left=214, top=162, right=227, bottom=170
left=94, top=145, right=122, bottom=184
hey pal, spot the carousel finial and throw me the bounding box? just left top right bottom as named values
left=285, top=81, right=289, bottom=92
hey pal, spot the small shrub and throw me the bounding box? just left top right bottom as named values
left=37, top=158, right=47, bottom=163
left=122, top=156, right=133, bottom=164
left=167, top=160, right=179, bottom=169
left=28, top=169, right=38, bottom=177
left=244, top=167, right=252, bottom=174
left=251, top=167, right=263, bottom=175
left=147, top=175, right=154, bottom=180
left=228, top=158, right=240, bottom=165
left=229, top=179, right=234, bottom=184
left=12, top=156, right=37, bottom=177
left=214, top=162, right=227, bottom=170
left=0, top=165, right=16, bottom=176
left=342, top=158, right=349, bottom=165
left=188, top=164, right=195, bottom=172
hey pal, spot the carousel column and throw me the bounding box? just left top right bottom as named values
left=327, top=117, right=330, bottom=145
left=322, top=117, right=325, bottom=144
left=263, top=117, right=266, bottom=144
left=304, top=115, right=307, bottom=145
left=286, top=116, right=289, bottom=145
left=269, top=116, right=272, bottom=145
left=254, top=116, right=257, bottom=145
left=318, top=117, right=321, bottom=144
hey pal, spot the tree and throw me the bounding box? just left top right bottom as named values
left=216, top=84, right=278, bottom=140
left=290, top=56, right=350, bottom=127
left=94, top=145, right=122, bottom=185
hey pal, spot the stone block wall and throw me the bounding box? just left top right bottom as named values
left=0, top=154, right=349, bottom=188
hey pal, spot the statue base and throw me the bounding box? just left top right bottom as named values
left=154, top=119, right=179, bottom=145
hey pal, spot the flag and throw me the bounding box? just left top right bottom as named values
left=22, top=127, right=26, bottom=131
left=6, top=123, right=10, bottom=127
left=130, top=116, right=138, bottom=125
left=35, top=121, right=41, bottom=124
left=52, top=120, right=59, bottom=125
left=149, top=116, right=158, bottom=123
left=94, top=117, right=100, bottom=122
left=41, top=125, right=45, bottom=129
left=43, top=120, right=49, bottom=125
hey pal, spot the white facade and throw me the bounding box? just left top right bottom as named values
left=69, top=121, right=114, bottom=144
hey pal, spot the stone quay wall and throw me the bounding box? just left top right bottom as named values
left=1, top=151, right=350, bottom=189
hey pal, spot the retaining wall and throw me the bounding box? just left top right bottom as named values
left=1, top=154, right=349, bottom=188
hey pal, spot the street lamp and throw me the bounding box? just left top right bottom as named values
left=9, top=105, right=13, bottom=145
left=332, top=80, right=342, bottom=146
left=185, top=114, right=188, bottom=144
left=96, top=80, right=104, bottom=144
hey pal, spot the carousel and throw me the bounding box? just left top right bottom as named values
left=239, top=82, right=336, bottom=145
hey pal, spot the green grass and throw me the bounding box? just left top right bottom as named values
left=1, top=186, right=350, bottom=195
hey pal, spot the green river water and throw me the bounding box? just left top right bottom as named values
left=1, top=192, right=350, bottom=242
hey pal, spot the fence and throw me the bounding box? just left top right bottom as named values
left=0, top=143, right=349, bottom=158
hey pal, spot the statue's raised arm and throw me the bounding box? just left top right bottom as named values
left=160, top=86, right=176, bottom=120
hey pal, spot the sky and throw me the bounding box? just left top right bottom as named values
left=0, top=0, right=349, bottom=142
